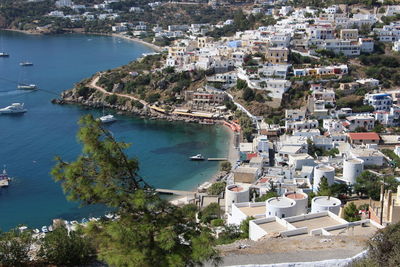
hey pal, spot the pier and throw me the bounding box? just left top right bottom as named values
left=155, top=188, right=196, bottom=196
left=207, top=158, right=228, bottom=161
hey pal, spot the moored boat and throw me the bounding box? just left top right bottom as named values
left=99, top=114, right=116, bottom=123
left=190, top=154, right=205, bottom=161
left=0, top=103, right=27, bottom=114
left=0, top=52, right=9, bottom=57
left=17, top=83, right=37, bottom=90
left=20, top=61, right=33, bottom=66
left=0, top=166, right=10, bottom=187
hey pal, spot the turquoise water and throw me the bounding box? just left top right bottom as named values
left=0, top=31, right=230, bottom=230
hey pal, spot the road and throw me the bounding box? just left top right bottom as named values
left=88, top=75, right=149, bottom=107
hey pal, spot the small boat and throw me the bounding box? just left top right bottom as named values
left=0, top=166, right=10, bottom=188
left=20, top=62, right=33, bottom=66
left=0, top=52, right=9, bottom=57
left=0, top=103, right=27, bottom=114
left=17, top=84, right=37, bottom=90
left=190, top=154, right=205, bottom=161
left=105, top=213, right=114, bottom=219
left=41, top=226, right=48, bottom=233
left=99, top=114, right=116, bottom=123
left=48, top=225, right=53, bottom=232
left=33, top=229, right=40, bottom=234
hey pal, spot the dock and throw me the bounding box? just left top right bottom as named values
left=155, top=188, right=196, bottom=196
left=207, top=158, right=228, bottom=161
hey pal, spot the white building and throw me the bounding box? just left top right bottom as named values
left=345, top=115, right=375, bottom=131
left=364, top=93, right=393, bottom=111
left=311, top=196, right=341, bottom=215
left=266, top=197, right=297, bottom=218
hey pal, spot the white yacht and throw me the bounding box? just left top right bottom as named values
left=190, top=154, right=205, bottom=161
left=41, top=226, right=48, bottom=233
left=99, top=114, right=116, bottom=123
left=0, top=52, right=9, bottom=57
left=17, top=84, right=37, bottom=90
left=20, top=62, right=33, bottom=66
left=0, top=103, right=27, bottom=114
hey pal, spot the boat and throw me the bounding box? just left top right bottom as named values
left=99, top=114, right=116, bottom=123
left=0, top=166, right=10, bottom=188
left=0, top=52, right=9, bottom=57
left=20, top=62, right=33, bottom=66
left=17, top=83, right=37, bottom=90
left=41, top=226, right=48, bottom=233
left=0, top=103, right=27, bottom=114
left=190, top=154, right=205, bottom=161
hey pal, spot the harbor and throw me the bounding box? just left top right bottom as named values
left=0, top=32, right=231, bottom=231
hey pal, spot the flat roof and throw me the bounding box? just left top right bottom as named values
left=258, top=220, right=288, bottom=233
left=327, top=224, right=379, bottom=236
left=267, top=197, right=296, bottom=207
left=315, top=165, right=334, bottom=172
left=285, top=192, right=307, bottom=200
left=239, top=206, right=266, bottom=217
left=313, top=196, right=341, bottom=206
left=228, top=185, right=244, bottom=192
left=290, top=216, right=342, bottom=232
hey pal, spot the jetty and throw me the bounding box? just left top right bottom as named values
left=155, top=188, right=196, bottom=196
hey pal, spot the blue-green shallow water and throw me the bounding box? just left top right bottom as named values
left=0, top=31, right=230, bottom=230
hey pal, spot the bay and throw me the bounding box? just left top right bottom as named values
left=0, top=31, right=230, bottom=230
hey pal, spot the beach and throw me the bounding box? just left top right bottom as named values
left=170, top=125, right=239, bottom=206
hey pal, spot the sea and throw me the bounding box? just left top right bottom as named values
left=0, top=31, right=230, bottom=230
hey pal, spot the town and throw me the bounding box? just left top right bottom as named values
left=4, top=0, right=400, bottom=266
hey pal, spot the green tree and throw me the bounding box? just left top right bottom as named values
left=351, top=222, right=400, bottom=266
left=343, top=202, right=360, bottom=222
left=207, top=182, right=226, bottom=196
left=0, top=228, right=33, bottom=267
left=51, top=115, right=220, bottom=266
left=255, top=191, right=278, bottom=202
left=236, top=79, right=247, bottom=90
left=242, top=87, right=255, bottom=102
left=38, top=226, right=95, bottom=266
left=199, top=203, right=222, bottom=224
left=317, top=177, right=332, bottom=196
left=220, top=161, right=232, bottom=172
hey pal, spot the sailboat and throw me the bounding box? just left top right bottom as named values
left=17, top=67, right=37, bottom=90
left=98, top=106, right=116, bottom=123
left=0, top=165, right=11, bottom=187
left=0, top=35, right=9, bottom=57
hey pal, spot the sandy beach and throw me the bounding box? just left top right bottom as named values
left=111, top=33, right=162, bottom=52
left=170, top=125, right=239, bottom=206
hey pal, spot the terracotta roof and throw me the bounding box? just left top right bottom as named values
left=348, top=132, right=380, bottom=140
left=246, top=153, right=258, bottom=160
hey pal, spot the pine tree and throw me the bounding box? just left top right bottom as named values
left=51, top=115, right=221, bottom=266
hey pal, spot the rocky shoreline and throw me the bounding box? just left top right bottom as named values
left=52, top=88, right=218, bottom=125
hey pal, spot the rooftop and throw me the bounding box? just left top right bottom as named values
left=348, top=132, right=380, bottom=141
left=312, top=196, right=341, bottom=207
left=239, top=205, right=266, bottom=217
left=285, top=192, right=307, bottom=200
left=290, top=215, right=342, bottom=232
left=259, top=220, right=288, bottom=233
left=228, top=185, right=244, bottom=192
left=267, top=197, right=296, bottom=207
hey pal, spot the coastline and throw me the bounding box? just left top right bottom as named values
left=170, top=126, right=239, bottom=206
left=1, top=28, right=162, bottom=52
left=4, top=27, right=233, bottom=206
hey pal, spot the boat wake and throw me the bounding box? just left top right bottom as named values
left=0, top=90, right=30, bottom=97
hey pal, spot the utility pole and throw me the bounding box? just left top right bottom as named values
left=380, top=181, right=385, bottom=225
